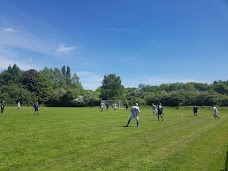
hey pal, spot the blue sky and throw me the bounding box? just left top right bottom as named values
left=0, top=0, right=228, bottom=90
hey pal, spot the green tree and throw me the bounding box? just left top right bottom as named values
left=0, top=64, right=23, bottom=85
left=61, top=65, right=66, bottom=77
left=0, top=84, right=36, bottom=106
left=66, top=66, right=72, bottom=87
left=100, top=74, right=125, bottom=100
left=22, top=69, right=53, bottom=103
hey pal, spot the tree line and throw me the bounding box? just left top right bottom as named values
left=0, top=64, right=228, bottom=107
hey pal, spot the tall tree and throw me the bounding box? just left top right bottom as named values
left=66, top=66, right=71, bottom=86
left=61, top=65, right=66, bottom=77
left=0, top=64, right=23, bottom=85
left=100, top=74, right=124, bottom=100
left=53, top=68, right=66, bottom=88
left=72, top=73, right=83, bottom=90
left=22, top=69, right=53, bottom=103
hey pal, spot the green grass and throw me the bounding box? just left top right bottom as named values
left=0, top=106, right=227, bottom=171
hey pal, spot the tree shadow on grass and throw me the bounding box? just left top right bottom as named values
left=221, top=151, right=228, bottom=171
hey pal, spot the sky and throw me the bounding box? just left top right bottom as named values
left=0, top=0, right=228, bottom=90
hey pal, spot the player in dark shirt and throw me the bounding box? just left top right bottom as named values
left=125, top=103, right=129, bottom=111
left=157, top=103, right=164, bottom=121
left=1, top=101, right=5, bottom=113
left=106, top=103, right=109, bottom=111
left=193, top=105, right=198, bottom=117
left=33, top=102, right=39, bottom=116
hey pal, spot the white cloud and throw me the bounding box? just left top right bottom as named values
left=77, top=71, right=103, bottom=90
left=56, top=44, right=76, bottom=54
left=3, top=27, right=18, bottom=32
left=0, top=47, right=41, bottom=71
left=0, top=27, right=78, bottom=56
left=0, top=29, right=55, bottom=55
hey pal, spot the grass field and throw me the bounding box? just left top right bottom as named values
left=0, top=106, right=227, bottom=171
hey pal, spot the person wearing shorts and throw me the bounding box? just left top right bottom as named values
left=1, top=101, right=5, bottom=114
left=157, top=103, right=163, bottom=121
left=126, top=103, right=140, bottom=127
left=213, top=106, right=220, bottom=119
left=152, top=103, right=157, bottom=115
left=33, top=102, right=39, bottom=116
left=193, top=105, right=198, bottom=117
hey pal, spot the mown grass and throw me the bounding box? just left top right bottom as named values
left=0, top=106, right=227, bottom=171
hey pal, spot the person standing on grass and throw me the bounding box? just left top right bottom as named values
left=125, top=103, right=129, bottom=111
left=157, top=103, right=163, bottom=121
left=213, top=106, right=220, bottom=119
left=100, top=101, right=104, bottom=112
left=1, top=101, right=5, bottom=114
left=106, top=103, right=109, bottom=111
left=193, top=105, right=198, bottom=117
left=114, top=103, right=117, bottom=111
left=33, top=102, right=39, bottom=116
left=18, top=101, right=21, bottom=109
left=126, top=103, right=140, bottom=127
left=152, top=103, right=157, bottom=115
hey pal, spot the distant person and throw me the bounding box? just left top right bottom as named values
left=157, top=103, right=163, bottom=121
left=18, top=101, right=21, bottom=109
left=1, top=101, right=5, bottom=114
left=193, top=105, right=198, bottom=117
left=213, top=106, right=220, bottom=119
left=114, top=103, right=117, bottom=110
left=125, top=103, right=129, bottom=111
left=126, top=103, right=140, bottom=127
left=106, top=103, right=109, bottom=111
left=152, top=103, right=157, bottom=115
left=33, top=102, right=39, bottom=116
left=100, top=101, right=104, bottom=112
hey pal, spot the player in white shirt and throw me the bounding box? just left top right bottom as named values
left=213, top=106, right=220, bottom=119
left=126, top=103, right=140, bottom=127
left=18, top=101, right=20, bottom=109
left=100, top=101, right=104, bottom=112
left=152, top=103, right=157, bottom=115
left=114, top=103, right=117, bottom=110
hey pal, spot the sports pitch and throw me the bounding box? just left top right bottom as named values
left=0, top=106, right=227, bottom=171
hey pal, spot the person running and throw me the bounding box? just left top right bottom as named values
left=157, top=103, right=163, bottom=121
left=193, top=105, right=198, bottom=117
left=1, top=101, right=5, bottom=114
left=213, top=106, right=220, bottom=119
left=126, top=103, right=140, bottom=127
left=33, top=102, right=39, bottom=116
left=152, top=103, right=157, bottom=115
left=100, top=101, right=104, bottom=112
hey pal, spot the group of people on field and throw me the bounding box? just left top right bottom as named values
left=125, top=102, right=220, bottom=127
left=152, top=103, right=164, bottom=121
left=100, top=101, right=118, bottom=112
left=0, top=100, right=39, bottom=116
left=192, top=105, right=219, bottom=119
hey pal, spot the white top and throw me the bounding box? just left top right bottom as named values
left=130, top=106, right=140, bottom=116
left=213, top=106, right=218, bottom=114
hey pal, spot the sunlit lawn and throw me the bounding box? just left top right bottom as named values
left=0, top=106, right=227, bottom=171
